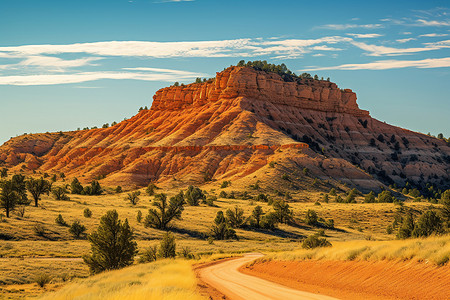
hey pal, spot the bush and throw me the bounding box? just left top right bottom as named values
left=324, top=218, right=335, bottom=229
left=55, top=214, right=67, bottom=226
left=204, top=195, right=216, bottom=206
left=281, top=174, right=290, bottom=180
left=220, top=181, right=231, bottom=188
left=185, top=186, right=205, bottom=206
left=82, top=181, right=103, bottom=196
left=302, top=235, right=332, bottom=249
left=226, top=206, right=245, bottom=228
left=412, top=210, right=442, bottom=237
left=69, top=220, right=86, bottom=238
left=136, top=210, right=142, bottom=223
left=260, top=211, right=279, bottom=230
left=139, top=245, right=158, bottom=263
left=219, top=191, right=227, bottom=198
left=305, top=209, right=318, bottom=225
left=329, top=188, right=337, bottom=196
left=83, top=210, right=137, bottom=274
left=35, top=273, right=51, bottom=288
left=146, top=183, right=158, bottom=196
left=254, top=193, right=268, bottom=202
left=125, top=191, right=141, bottom=205
left=273, top=200, right=293, bottom=224
left=345, top=188, right=358, bottom=203
left=70, top=178, right=84, bottom=194
left=378, top=190, right=393, bottom=203
left=52, top=186, right=70, bottom=201
left=83, top=208, right=92, bottom=218
left=178, top=246, right=194, bottom=259
left=210, top=211, right=237, bottom=240
left=396, top=214, right=415, bottom=239
left=158, top=232, right=176, bottom=258
left=364, top=191, right=376, bottom=203
left=115, top=186, right=122, bottom=193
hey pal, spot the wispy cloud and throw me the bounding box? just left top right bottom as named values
left=0, top=69, right=205, bottom=86
left=419, top=33, right=448, bottom=37
left=396, top=38, right=416, bottom=43
left=347, top=33, right=383, bottom=38
left=316, top=23, right=383, bottom=30
left=416, top=19, right=450, bottom=26
left=0, top=40, right=254, bottom=58
left=303, top=57, right=450, bottom=71
left=349, top=40, right=442, bottom=56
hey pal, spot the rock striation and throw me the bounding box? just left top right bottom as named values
left=0, top=66, right=448, bottom=192
left=152, top=66, right=369, bottom=117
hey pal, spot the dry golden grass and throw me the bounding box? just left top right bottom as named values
left=38, top=259, right=205, bottom=300
left=0, top=179, right=435, bottom=298
left=259, top=234, right=450, bottom=266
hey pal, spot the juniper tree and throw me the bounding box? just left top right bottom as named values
left=210, top=211, right=237, bottom=240
left=251, top=205, right=264, bottom=228
left=83, top=210, right=137, bottom=274
left=144, top=193, right=184, bottom=230
left=70, top=178, right=84, bottom=194
left=26, top=177, right=51, bottom=207
left=225, top=206, right=245, bottom=228
left=0, top=180, right=20, bottom=218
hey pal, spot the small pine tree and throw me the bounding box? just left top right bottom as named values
left=83, top=210, right=137, bottom=274
left=136, top=210, right=142, bottom=223
left=158, top=232, right=176, bottom=258
left=55, top=214, right=67, bottom=226
left=70, top=178, right=84, bottom=194
left=83, top=208, right=92, bottom=218
left=69, top=220, right=86, bottom=238
left=251, top=205, right=264, bottom=228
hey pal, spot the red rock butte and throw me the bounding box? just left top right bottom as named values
left=0, top=66, right=449, bottom=191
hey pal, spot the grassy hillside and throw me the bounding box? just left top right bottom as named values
left=39, top=259, right=205, bottom=300
left=0, top=176, right=442, bottom=298
left=255, top=235, right=450, bottom=266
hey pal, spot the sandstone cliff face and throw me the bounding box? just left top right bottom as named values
left=152, top=67, right=368, bottom=117
left=0, top=66, right=448, bottom=192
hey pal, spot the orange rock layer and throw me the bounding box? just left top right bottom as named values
left=0, top=66, right=448, bottom=191
left=152, top=66, right=369, bottom=117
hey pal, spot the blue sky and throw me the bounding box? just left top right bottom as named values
left=0, top=0, right=449, bottom=144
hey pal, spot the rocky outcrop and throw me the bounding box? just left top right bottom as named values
left=0, top=66, right=448, bottom=192
left=152, top=67, right=369, bottom=117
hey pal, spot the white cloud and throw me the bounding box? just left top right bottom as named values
left=416, top=19, right=450, bottom=26
left=316, top=23, right=383, bottom=30
left=19, top=56, right=101, bottom=67
left=0, top=69, right=205, bottom=86
left=0, top=40, right=254, bottom=58
left=396, top=38, right=416, bottom=43
left=419, top=33, right=448, bottom=37
left=303, top=57, right=450, bottom=71
left=347, top=33, right=383, bottom=38
left=349, top=40, right=439, bottom=56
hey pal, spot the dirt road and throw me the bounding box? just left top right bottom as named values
left=198, top=253, right=338, bottom=300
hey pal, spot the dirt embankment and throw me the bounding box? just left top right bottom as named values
left=241, top=259, right=450, bottom=300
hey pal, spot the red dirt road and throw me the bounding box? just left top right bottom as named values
left=242, top=259, right=450, bottom=300
left=198, top=253, right=338, bottom=300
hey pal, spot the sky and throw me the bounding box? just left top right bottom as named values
left=1, top=0, right=449, bottom=145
